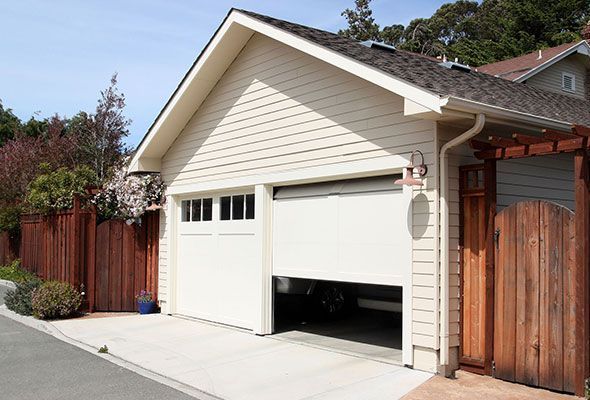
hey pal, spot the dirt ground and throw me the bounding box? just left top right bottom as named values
left=75, top=311, right=136, bottom=320
left=402, top=370, right=581, bottom=400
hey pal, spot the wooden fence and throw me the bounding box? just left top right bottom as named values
left=17, top=198, right=158, bottom=312
left=94, top=212, right=159, bottom=312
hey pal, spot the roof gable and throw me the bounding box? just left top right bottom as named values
left=130, top=9, right=590, bottom=172
left=477, top=41, right=590, bottom=82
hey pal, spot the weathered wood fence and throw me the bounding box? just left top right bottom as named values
left=9, top=198, right=158, bottom=312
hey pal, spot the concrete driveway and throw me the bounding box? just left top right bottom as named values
left=53, top=314, right=431, bottom=400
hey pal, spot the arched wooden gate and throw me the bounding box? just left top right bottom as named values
left=494, top=201, right=576, bottom=392
left=460, top=127, right=590, bottom=396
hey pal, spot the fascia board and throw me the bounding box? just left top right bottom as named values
left=129, top=13, right=253, bottom=172
left=441, top=96, right=572, bottom=131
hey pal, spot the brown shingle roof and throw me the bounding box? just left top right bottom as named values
left=237, top=9, right=590, bottom=127
left=477, top=42, right=582, bottom=80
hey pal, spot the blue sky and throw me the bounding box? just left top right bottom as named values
left=0, top=1, right=448, bottom=147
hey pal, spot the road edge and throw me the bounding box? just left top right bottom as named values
left=0, top=282, right=220, bottom=400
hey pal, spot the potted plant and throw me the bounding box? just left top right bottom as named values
left=136, top=290, right=156, bottom=314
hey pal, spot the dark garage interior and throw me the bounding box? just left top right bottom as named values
left=272, top=277, right=403, bottom=363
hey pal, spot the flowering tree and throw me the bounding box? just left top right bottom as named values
left=94, top=162, right=164, bottom=222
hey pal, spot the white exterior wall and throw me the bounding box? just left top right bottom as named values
left=526, top=54, right=588, bottom=99
left=157, top=33, right=438, bottom=368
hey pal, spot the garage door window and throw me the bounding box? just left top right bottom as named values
left=181, top=198, right=213, bottom=222
left=221, top=194, right=255, bottom=221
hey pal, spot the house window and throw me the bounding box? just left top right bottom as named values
left=181, top=200, right=191, bottom=222
left=220, top=194, right=255, bottom=220
left=562, top=72, right=576, bottom=93
left=181, top=198, right=213, bottom=222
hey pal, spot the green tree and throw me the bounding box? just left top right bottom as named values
left=338, top=0, right=381, bottom=42
left=338, top=0, right=590, bottom=66
left=0, top=101, right=22, bottom=146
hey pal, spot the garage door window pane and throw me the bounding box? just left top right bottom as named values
left=202, top=198, right=212, bottom=221
left=232, top=195, right=244, bottom=220
left=245, top=194, right=255, bottom=219
left=181, top=200, right=191, bottom=222
left=191, top=199, right=201, bottom=221
left=220, top=196, right=231, bottom=220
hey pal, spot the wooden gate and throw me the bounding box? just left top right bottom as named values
left=94, top=213, right=159, bottom=312
left=494, top=201, right=577, bottom=393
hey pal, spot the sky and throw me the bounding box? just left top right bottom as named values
left=0, top=0, right=448, bottom=147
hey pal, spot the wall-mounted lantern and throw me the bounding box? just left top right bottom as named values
left=146, top=200, right=164, bottom=211
left=394, top=150, right=428, bottom=186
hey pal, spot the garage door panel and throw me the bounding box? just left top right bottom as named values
left=176, top=192, right=258, bottom=331
left=273, top=176, right=410, bottom=287
left=177, top=234, right=218, bottom=317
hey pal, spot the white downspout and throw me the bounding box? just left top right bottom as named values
left=439, top=113, right=486, bottom=369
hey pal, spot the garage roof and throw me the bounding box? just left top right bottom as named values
left=238, top=10, right=590, bottom=127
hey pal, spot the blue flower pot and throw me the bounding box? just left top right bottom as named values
left=138, top=301, right=156, bottom=315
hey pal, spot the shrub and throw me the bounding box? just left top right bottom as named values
left=4, top=277, right=42, bottom=315
left=31, top=281, right=82, bottom=320
left=0, top=204, right=22, bottom=235
left=0, top=260, right=36, bottom=283
left=25, top=164, right=97, bottom=213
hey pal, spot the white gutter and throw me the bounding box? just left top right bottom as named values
left=439, top=113, right=486, bottom=368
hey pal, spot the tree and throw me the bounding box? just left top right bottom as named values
left=338, top=0, right=590, bottom=66
left=70, top=74, right=131, bottom=183
left=0, top=119, right=79, bottom=204
left=0, top=101, right=22, bottom=146
left=338, top=0, right=381, bottom=42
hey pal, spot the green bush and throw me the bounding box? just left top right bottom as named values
left=0, top=204, right=22, bottom=235
left=0, top=260, right=36, bottom=283
left=31, top=281, right=82, bottom=320
left=5, top=278, right=42, bottom=315
left=26, top=164, right=97, bottom=213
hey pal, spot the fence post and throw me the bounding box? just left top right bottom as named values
left=87, top=204, right=97, bottom=312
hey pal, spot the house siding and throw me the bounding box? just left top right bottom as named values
left=526, top=54, right=588, bottom=99
left=158, top=33, right=439, bottom=367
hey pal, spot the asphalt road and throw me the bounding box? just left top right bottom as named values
left=0, top=285, right=198, bottom=400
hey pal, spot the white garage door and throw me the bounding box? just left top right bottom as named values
left=273, top=175, right=411, bottom=286
left=176, top=192, right=258, bottom=330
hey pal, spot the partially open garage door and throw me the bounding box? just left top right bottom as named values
left=273, top=175, right=411, bottom=286
left=272, top=175, right=413, bottom=364
left=176, top=193, right=258, bottom=330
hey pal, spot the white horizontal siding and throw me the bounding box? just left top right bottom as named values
left=158, top=33, right=438, bottom=358
left=526, top=54, right=587, bottom=99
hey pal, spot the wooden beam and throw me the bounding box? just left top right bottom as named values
left=470, top=139, right=498, bottom=150
left=489, top=135, right=518, bottom=148
left=512, top=133, right=549, bottom=145
left=572, top=125, right=590, bottom=137
left=573, top=149, right=590, bottom=396
left=542, top=129, right=578, bottom=141
left=474, top=137, right=586, bottom=160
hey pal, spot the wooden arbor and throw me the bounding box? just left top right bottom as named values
left=462, top=124, right=590, bottom=396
